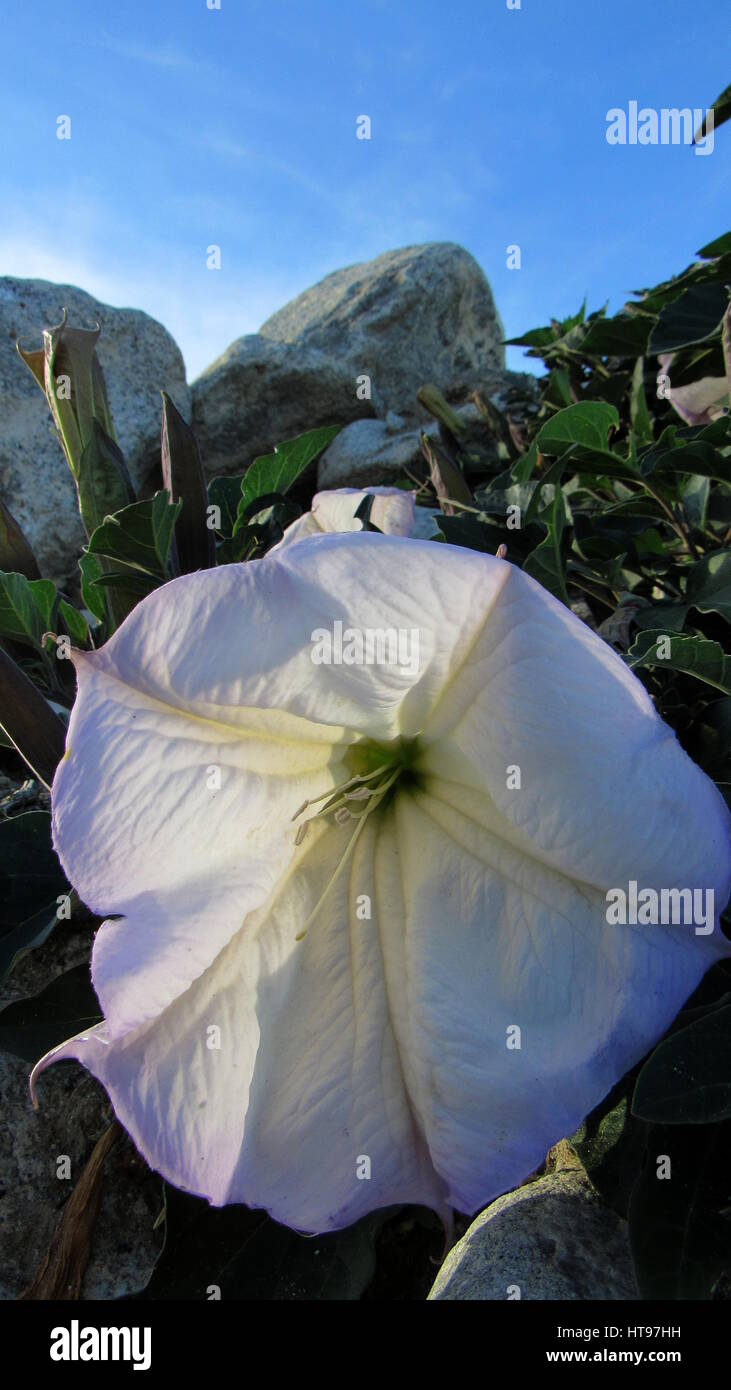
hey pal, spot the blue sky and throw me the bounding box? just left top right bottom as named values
left=2, top=0, right=728, bottom=381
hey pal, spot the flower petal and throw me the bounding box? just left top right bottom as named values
left=311, top=487, right=416, bottom=538
left=44, top=535, right=731, bottom=1230
left=419, top=559, right=731, bottom=898
left=272, top=487, right=417, bottom=553
left=386, top=783, right=726, bottom=1213
left=53, top=535, right=493, bottom=1036
left=33, top=816, right=448, bottom=1228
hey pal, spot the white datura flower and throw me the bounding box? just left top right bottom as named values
left=32, top=534, right=730, bottom=1234
left=271, top=485, right=439, bottom=551
left=657, top=354, right=730, bottom=427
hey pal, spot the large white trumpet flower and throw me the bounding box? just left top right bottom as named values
left=32, top=534, right=730, bottom=1232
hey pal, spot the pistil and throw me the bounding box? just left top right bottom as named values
left=290, top=740, right=415, bottom=941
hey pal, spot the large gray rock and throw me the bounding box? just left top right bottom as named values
left=0, top=919, right=163, bottom=1300
left=428, top=1162, right=639, bottom=1301
left=191, top=335, right=375, bottom=479
left=0, top=279, right=190, bottom=586
left=316, top=399, right=533, bottom=489
left=317, top=417, right=433, bottom=489
left=260, top=243, right=506, bottom=421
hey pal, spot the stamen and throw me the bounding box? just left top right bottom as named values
left=294, top=766, right=401, bottom=941
left=290, top=764, right=391, bottom=823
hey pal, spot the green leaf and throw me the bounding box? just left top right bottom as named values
left=0, top=648, right=67, bottom=787
left=522, top=482, right=569, bottom=603
left=697, top=232, right=731, bottom=260
left=707, top=482, right=731, bottom=528
left=634, top=552, right=731, bottom=636
left=474, top=471, right=538, bottom=518
left=0, top=961, right=101, bottom=1063
left=632, top=1001, right=731, bottom=1125
left=77, top=420, right=136, bottom=540
left=536, top=402, right=620, bottom=456
left=581, top=315, right=651, bottom=359
left=695, top=85, right=731, bottom=142
left=649, top=282, right=730, bottom=355
left=628, top=1120, right=731, bottom=1299
left=0, top=811, right=68, bottom=984
left=641, top=439, right=728, bottom=483
left=629, top=358, right=653, bottom=445
left=84, top=492, right=181, bottom=630
left=91, top=570, right=160, bottom=598
left=504, top=325, right=557, bottom=350
left=511, top=439, right=539, bottom=484
left=58, top=599, right=90, bottom=646
left=235, top=426, right=341, bottom=531
left=207, top=477, right=245, bottom=539
left=236, top=492, right=292, bottom=529
left=78, top=551, right=107, bottom=624
left=0, top=573, right=58, bottom=653
left=0, top=502, right=41, bottom=581
left=541, top=369, right=574, bottom=411
left=681, top=474, right=711, bottom=531
left=421, top=434, right=473, bottom=513
left=686, top=550, right=731, bottom=624
left=214, top=530, right=259, bottom=566
left=86, top=492, right=182, bottom=580
left=229, top=499, right=301, bottom=560
left=633, top=604, right=689, bottom=634
left=18, top=316, right=116, bottom=484
left=161, top=393, right=215, bottom=574
left=570, top=1079, right=648, bottom=1219
left=694, top=414, right=731, bottom=446
left=627, top=630, right=731, bottom=695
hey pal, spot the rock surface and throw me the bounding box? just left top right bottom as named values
left=191, top=335, right=374, bottom=478
left=317, top=417, right=433, bottom=489
left=0, top=279, right=189, bottom=585
left=1, top=247, right=532, bottom=582
left=316, top=400, right=527, bottom=489
left=428, top=1159, right=638, bottom=1301
left=259, top=243, right=506, bottom=421
left=0, top=921, right=162, bottom=1300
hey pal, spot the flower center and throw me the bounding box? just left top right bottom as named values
left=292, top=737, right=418, bottom=843
left=345, top=735, right=419, bottom=782
left=290, top=737, right=420, bottom=941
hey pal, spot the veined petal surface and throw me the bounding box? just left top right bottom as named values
left=38, top=534, right=731, bottom=1230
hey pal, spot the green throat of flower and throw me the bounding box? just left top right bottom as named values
left=290, top=737, right=420, bottom=941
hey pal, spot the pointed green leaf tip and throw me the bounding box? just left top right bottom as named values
left=161, top=392, right=215, bottom=573
left=0, top=502, right=41, bottom=581
left=17, top=311, right=116, bottom=482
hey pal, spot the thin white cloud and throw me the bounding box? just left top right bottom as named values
left=94, top=35, right=202, bottom=71
left=91, top=34, right=279, bottom=114
left=200, top=136, right=341, bottom=208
